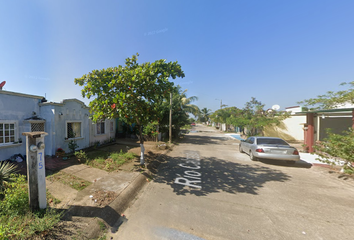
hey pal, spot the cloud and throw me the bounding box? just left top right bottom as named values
left=144, top=28, right=168, bottom=36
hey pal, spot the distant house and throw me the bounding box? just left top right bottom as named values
left=263, top=106, right=306, bottom=142
left=295, top=107, right=354, bottom=153
left=0, top=89, right=116, bottom=160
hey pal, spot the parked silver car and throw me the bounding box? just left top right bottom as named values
left=239, top=136, right=300, bottom=163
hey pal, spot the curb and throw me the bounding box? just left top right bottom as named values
left=83, top=171, right=150, bottom=238
left=81, top=143, right=174, bottom=239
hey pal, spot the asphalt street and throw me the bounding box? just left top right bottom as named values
left=110, top=124, right=354, bottom=240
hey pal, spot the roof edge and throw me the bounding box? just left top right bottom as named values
left=0, top=90, right=44, bottom=99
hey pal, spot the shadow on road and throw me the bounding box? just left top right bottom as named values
left=154, top=155, right=291, bottom=196
left=177, top=135, right=231, bottom=145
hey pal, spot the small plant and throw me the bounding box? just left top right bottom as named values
left=0, top=161, right=18, bottom=193
left=56, top=148, right=64, bottom=153
left=56, top=148, right=66, bottom=157
left=68, top=140, right=79, bottom=153
left=301, top=144, right=309, bottom=153
left=74, top=150, right=87, bottom=163
left=97, top=220, right=106, bottom=231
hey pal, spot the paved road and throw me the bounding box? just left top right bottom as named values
left=110, top=124, right=354, bottom=240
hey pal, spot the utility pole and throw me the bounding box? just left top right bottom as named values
left=22, top=131, right=48, bottom=211
left=216, top=98, right=222, bottom=109
left=169, top=92, right=172, bottom=144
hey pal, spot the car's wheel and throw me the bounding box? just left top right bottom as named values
left=250, top=151, right=257, bottom=161
left=239, top=144, right=244, bottom=153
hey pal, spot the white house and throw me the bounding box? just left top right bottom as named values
left=0, top=89, right=116, bottom=160
left=263, top=106, right=306, bottom=142
left=0, top=90, right=44, bottom=160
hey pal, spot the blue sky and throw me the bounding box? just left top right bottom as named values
left=1, top=0, right=354, bottom=112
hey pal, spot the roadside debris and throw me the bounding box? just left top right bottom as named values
left=91, top=190, right=117, bottom=206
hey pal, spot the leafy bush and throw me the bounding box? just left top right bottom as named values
left=0, top=174, right=62, bottom=239
left=68, top=140, right=79, bottom=153
left=314, top=128, right=354, bottom=173
left=0, top=174, right=28, bottom=215
left=74, top=150, right=88, bottom=162
left=142, top=121, right=159, bottom=137
left=0, top=161, right=18, bottom=193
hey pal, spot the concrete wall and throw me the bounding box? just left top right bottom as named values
left=0, top=90, right=43, bottom=160
left=264, top=115, right=306, bottom=142
left=89, top=119, right=116, bottom=146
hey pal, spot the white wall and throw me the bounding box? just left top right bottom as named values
left=40, top=99, right=90, bottom=155
left=89, top=119, right=116, bottom=146
left=264, top=115, right=306, bottom=141
left=0, top=90, right=43, bottom=160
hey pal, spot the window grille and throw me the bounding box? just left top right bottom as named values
left=31, top=123, right=45, bottom=132
left=67, top=122, right=81, bottom=138
left=97, top=122, right=105, bottom=134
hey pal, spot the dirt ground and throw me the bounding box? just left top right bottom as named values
left=37, top=139, right=170, bottom=239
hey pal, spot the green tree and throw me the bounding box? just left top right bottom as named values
left=298, top=81, right=354, bottom=110
left=210, top=98, right=289, bottom=135
left=198, top=107, right=212, bottom=123
left=210, top=107, right=233, bottom=129
left=158, top=86, right=193, bottom=138
left=179, top=88, right=199, bottom=116
left=242, top=97, right=289, bottom=136
left=299, top=82, right=354, bottom=172
left=75, top=53, right=185, bottom=165
left=225, top=107, right=247, bottom=134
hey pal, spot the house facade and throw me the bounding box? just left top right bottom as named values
left=0, top=90, right=44, bottom=160
left=40, top=99, right=91, bottom=156
left=263, top=106, right=306, bottom=142
left=89, top=118, right=116, bottom=147
left=298, top=108, right=354, bottom=153
left=0, top=89, right=116, bottom=160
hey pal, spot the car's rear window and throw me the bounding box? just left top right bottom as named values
left=257, top=138, right=288, bottom=145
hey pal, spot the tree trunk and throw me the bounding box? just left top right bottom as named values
left=139, top=125, right=145, bottom=165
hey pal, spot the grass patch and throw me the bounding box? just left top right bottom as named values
left=47, top=172, right=91, bottom=191
left=85, top=149, right=137, bottom=172
left=97, top=220, right=106, bottom=231
left=0, top=174, right=62, bottom=239
left=46, top=190, right=61, bottom=206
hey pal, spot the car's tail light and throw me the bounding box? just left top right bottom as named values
left=293, top=150, right=299, bottom=155
left=256, top=148, right=264, bottom=153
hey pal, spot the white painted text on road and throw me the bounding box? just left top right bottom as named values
left=174, top=151, right=202, bottom=189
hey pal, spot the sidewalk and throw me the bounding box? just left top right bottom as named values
left=10, top=139, right=167, bottom=239
left=46, top=163, right=146, bottom=238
